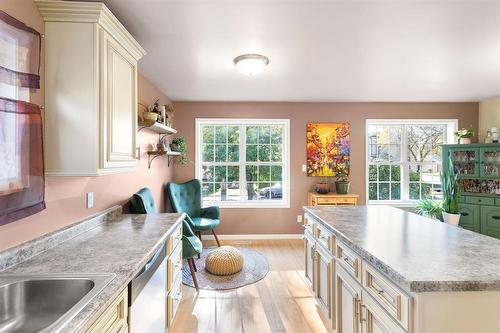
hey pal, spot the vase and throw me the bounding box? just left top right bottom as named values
left=170, top=143, right=181, bottom=152
left=335, top=181, right=350, bottom=194
left=459, top=138, right=471, bottom=144
left=442, top=212, right=461, bottom=226
left=314, top=183, right=330, bottom=194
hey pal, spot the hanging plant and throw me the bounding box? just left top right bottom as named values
left=170, top=136, right=189, bottom=165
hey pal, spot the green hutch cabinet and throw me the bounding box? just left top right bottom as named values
left=442, top=143, right=500, bottom=238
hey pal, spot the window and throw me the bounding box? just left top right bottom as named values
left=0, top=35, right=30, bottom=194
left=366, top=119, right=457, bottom=204
left=196, top=118, right=290, bottom=208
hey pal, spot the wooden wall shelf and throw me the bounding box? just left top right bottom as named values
left=138, top=121, right=177, bottom=135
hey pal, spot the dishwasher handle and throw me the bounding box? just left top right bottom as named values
left=129, top=243, right=166, bottom=304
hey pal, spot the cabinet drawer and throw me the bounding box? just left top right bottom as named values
left=362, top=263, right=411, bottom=331
left=458, top=203, right=480, bottom=232
left=167, top=273, right=183, bottom=327
left=315, top=222, right=335, bottom=253
left=336, top=240, right=361, bottom=280
left=362, top=292, right=406, bottom=333
left=496, top=198, right=500, bottom=206
left=167, top=223, right=183, bottom=255
left=465, top=196, right=495, bottom=205
left=167, top=241, right=182, bottom=292
left=86, top=288, right=128, bottom=333
left=304, top=213, right=317, bottom=234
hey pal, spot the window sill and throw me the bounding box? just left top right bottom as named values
left=368, top=201, right=418, bottom=208
left=202, top=201, right=290, bottom=209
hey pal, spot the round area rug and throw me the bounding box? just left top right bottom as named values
left=182, top=247, right=269, bottom=290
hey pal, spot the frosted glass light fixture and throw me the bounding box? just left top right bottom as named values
left=233, top=54, right=269, bottom=76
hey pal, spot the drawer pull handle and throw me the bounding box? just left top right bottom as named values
left=493, top=216, right=500, bottom=220
left=371, top=285, right=385, bottom=295
left=460, top=212, right=469, bottom=216
left=478, top=199, right=482, bottom=202
left=343, top=256, right=350, bottom=264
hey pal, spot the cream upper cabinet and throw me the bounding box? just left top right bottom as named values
left=36, top=1, right=146, bottom=176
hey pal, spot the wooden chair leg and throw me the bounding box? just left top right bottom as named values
left=211, top=229, right=221, bottom=247
left=196, top=231, right=201, bottom=258
left=193, top=259, right=197, bottom=272
left=187, top=258, right=199, bottom=291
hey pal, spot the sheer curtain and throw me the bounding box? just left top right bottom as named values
left=0, top=10, right=45, bottom=225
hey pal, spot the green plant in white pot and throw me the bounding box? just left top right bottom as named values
left=441, top=156, right=461, bottom=225
left=415, top=199, right=443, bottom=221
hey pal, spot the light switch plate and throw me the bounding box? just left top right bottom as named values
left=297, top=215, right=303, bottom=223
left=302, top=164, right=307, bottom=172
left=86, top=192, right=94, bottom=209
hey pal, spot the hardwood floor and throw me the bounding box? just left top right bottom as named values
left=170, top=239, right=332, bottom=333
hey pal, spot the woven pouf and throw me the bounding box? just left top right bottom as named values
left=205, top=246, right=244, bottom=276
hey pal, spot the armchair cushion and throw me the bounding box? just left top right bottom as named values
left=201, top=206, right=220, bottom=219
left=182, top=235, right=203, bottom=259
left=191, top=217, right=220, bottom=231
left=130, top=188, right=157, bottom=214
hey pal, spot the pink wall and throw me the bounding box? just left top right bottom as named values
left=0, top=1, right=174, bottom=251
left=173, top=102, right=479, bottom=235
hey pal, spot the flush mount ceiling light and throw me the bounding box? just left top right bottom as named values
left=233, top=54, right=269, bottom=76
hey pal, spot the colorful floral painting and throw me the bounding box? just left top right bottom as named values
left=307, top=123, right=350, bottom=177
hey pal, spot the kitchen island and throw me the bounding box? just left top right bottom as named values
left=303, top=205, right=500, bottom=333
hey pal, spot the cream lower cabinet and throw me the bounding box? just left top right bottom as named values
left=336, top=264, right=362, bottom=333
left=315, top=242, right=334, bottom=324
left=304, top=230, right=315, bottom=287
left=85, top=288, right=128, bottom=333
left=36, top=1, right=146, bottom=176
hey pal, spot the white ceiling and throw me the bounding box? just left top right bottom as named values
left=87, top=0, right=500, bottom=102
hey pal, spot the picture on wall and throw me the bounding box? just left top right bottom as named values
left=306, top=123, right=350, bottom=177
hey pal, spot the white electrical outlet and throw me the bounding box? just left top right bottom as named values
left=302, top=164, right=307, bottom=172
left=86, top=192, right=94, bottom=209
left=297, top=215, right=303, bottom=223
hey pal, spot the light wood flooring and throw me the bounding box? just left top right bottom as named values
left=170, top=239, right=332, bottom=333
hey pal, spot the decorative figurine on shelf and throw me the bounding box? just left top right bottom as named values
left=455, top=127, right=474, bottom=144
left=165, top=104, right=175, bottom=128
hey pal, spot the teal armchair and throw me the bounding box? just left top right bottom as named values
left=129, top=187, right=202, bottom=290
left=166, top=179, right=221, bottom=247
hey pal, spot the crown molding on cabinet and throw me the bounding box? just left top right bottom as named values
left=35, top=0, right=146, bottom=60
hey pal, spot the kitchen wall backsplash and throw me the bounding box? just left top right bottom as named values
left=461, top=179, right=500, bottom=195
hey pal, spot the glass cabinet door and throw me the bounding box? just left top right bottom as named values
left=480, top=147, right=500, bottom=179
left=449, top=148, right=480, bottom=178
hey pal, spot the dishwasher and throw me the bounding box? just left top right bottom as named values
left=128, top=242, right=167, bottom=333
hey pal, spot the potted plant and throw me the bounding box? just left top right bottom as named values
left=170, top=136, right=189, bottom=165
left=441, top=156, right=461, bottom=225
left=334, top=170, right=350, bottom=195
left=415, top=199, right=443, bottom=221
left=455, top=127, right=474, bottom=144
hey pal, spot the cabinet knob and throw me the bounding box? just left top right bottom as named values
left=460, top=212, right=469, bottom=217
left=492, top=216, right=500, bottom=220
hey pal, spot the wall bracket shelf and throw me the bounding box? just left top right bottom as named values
left=147, top=151, right=181, bottom=169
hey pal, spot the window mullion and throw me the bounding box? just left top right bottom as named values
left=239, top=124, right=246, bottom=201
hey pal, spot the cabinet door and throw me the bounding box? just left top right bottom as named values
left=362, top=292, right=406, bottom=333
left=480, top=147, right=500, bottom=179
left=304, top=230, right=315, bottom=287
left=100, top=29, right=138, bottom=170
left=458, top=203, right=480, bottom=232
left=481, top=206, right=500, bottom=239
left=315, top=244, right=334, bottom=322
left=336, top=264, right=362, bottom=333
left=449, top=148, right=480, bottom=178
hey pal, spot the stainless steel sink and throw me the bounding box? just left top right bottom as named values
left=0, top=274, right=115, bottom=333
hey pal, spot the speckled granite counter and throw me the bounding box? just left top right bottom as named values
left=0, top=207, right=185, bottom=333
left=304, top=205, right=500, bottom=293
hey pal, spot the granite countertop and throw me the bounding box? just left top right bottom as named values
left=304, top=205, right=500, bottom=293
left=0, top=211, right=185, bottom=333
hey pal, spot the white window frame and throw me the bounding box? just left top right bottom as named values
left=195, top=118, right=290, bottom=208
left=365, top=119, right=458, bottom=206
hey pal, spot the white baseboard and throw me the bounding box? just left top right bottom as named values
left=200, top=234, right=302, bottom=241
